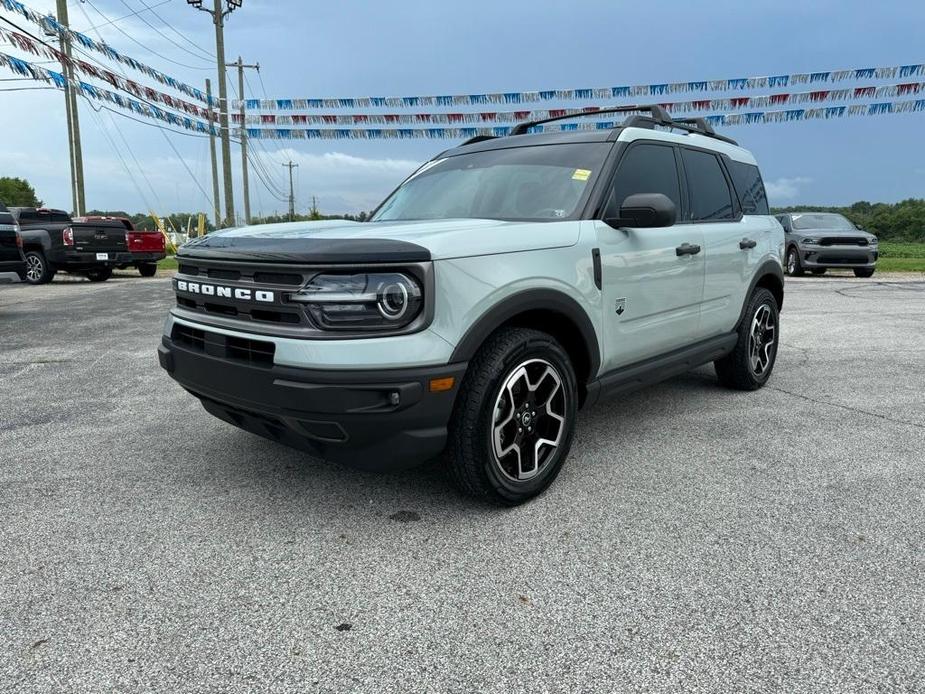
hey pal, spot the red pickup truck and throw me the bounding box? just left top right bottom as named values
left=75, top=216, right=166, bottom=277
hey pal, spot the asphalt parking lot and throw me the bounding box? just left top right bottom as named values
left=1, top=271, right=924, bottom=693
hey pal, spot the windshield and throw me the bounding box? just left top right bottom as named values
left=372, top=143, right=609, bottom=222
left=791, top=213, right=856, bottom=231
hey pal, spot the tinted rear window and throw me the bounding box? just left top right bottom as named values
left=728, top=161, right=770, bottom=215
left=681, top=149, right=735, bottom=221
left=14, top=209, right=72, bottom=223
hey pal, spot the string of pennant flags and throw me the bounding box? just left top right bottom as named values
left=0, top=50, right=216, bottom=135
left=236, top=62, right=925, bottom=111
left=0, top=0, right=212, bottom=105
left=0, top=28, right=214, bottom=119
left=232, top=82, right=925, bottom=126
left=236, top=99, right=925, bottom=140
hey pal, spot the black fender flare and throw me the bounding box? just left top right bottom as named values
left=449, top=288, right=601, bottom=381
left=737, top=259, right=785, bottom=327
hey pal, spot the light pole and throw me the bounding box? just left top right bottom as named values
left=186, top=0, right=244, bottom=228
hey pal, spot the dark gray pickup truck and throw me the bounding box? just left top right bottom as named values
left=0, top=202, right=27, bottom=284
left=12, top=207, right=133, bottom=284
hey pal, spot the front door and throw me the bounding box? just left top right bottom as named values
left=594, top=141, right=705, bottom=373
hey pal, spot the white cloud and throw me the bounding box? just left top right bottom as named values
left=764, top=176, right=812, bottom=203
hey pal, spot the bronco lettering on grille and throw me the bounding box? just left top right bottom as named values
left=175, top=280, right=275, bottom=303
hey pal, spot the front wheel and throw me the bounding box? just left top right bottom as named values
left=715, top=287, right=780, bottom=391
left=446, top=327, right=578, bottom=505
left=786, top=247, right=804, bottom=277
left=24, top=250, right=55, bottom=285
left=854, top=267, right=875, bottom=278
left=86, top=268, right=112, bottom=282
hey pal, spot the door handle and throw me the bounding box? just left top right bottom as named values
left=739, top=238, right=757, bottom=250
left=676, top=243, right=701, bottom=256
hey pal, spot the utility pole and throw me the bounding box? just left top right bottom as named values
left=205, top=78, right=221, bottom=231
left=54, top=0, right=85, bottom=215
left=283, top=161, right=298, bottom=221
left=188, top=0, right=245, bottom=227
left=228, top=57, right=260, bottom=225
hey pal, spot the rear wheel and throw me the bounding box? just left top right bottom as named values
left=86, top=268, right=112, bottom=282
left=24, top=250, right=55, bottom=285
left=854, top=267, right=875, bottom=278
left=715, top=287, right=779, bottom=391
left=786, top=247, right=804, bottom=277
left=446, top=327, right=578, bottom=505
left=138, top=263, right=158, bottom=277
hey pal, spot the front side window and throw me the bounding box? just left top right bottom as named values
left=728, top=160, right=770, bottom=215
left=681, top=148, right=735, bottom=221
left=372, top=143, right=609, bottom=222
left=606, top=143, right=682, bottom=217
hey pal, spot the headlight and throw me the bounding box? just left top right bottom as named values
left=801, top=237, right=819, bottom=245
left=869, top=237, right=878, bottom=245
left=290, top=272, right=423, bottom=330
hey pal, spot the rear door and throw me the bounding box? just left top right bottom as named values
left=594, top=141, right=705, bottom=371
left=680, top=147, right=755, bottom=339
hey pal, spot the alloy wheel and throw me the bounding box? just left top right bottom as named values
left=25, top=255, right=43, bottom=282
left=748, top=304, right=777, bottom=376
left=787, top=251, right=796, bottom=275
left=491, top=358, right=567, bottom=482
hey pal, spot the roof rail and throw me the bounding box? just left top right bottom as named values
left=508, top=104, right=738, bottom=146
left=509, top=104, right=671, bottom=136
left=460, top=134, right=497, bottom=146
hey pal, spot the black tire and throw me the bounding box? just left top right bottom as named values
left=138, top=263, right=158, bottom=277
left=715, top=287, right=780, bottom=391
left=446, top=327, right=578, bottom=505
left=853, top=267, right=875, bottom=278
left=786, top=247, right=804, bottom=277
left=811, top=268, right=826, bottom=275
left=86, top=268, right=113, bottom=283
left=23, top=250, right=56, bottom=285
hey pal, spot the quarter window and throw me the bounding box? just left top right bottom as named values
left=728, top=160, right=770, bottom=215
left=607, top=144, right=682, bottom=217
left=681, top=148, right=735, bottom=221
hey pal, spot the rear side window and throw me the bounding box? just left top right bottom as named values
left=681, top=148, right=735, bottom=221
left=607, top=143, right=682, bottom=215
left=728, top=161, right=770, bottom=215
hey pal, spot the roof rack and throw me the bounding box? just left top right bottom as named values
left=460, top=134, right=498, bottom=146
left=506, top=104, right=738, bottom=146
left=509, top=104, right=671, bottom=136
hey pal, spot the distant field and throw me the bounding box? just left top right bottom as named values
left=878, top=242, right=925, bottom=272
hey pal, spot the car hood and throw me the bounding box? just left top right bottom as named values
left=178, top=219, right=580, bottom=263
left=793, top=228, right=875, bottom=240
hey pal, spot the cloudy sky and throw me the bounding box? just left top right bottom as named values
left=0, top=0, right=923, bottom=218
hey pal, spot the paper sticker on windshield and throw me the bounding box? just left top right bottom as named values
left=572, top=169, right=592, bottom=181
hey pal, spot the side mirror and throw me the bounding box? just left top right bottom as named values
left=606, top=193, right=677, bottom=229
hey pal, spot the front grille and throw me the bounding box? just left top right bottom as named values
left=172, top=324, right=275, bottom=366
left=254, top=271, right=302, bottom=286
left=819, top=237, right=868, bottom=246
left=817, top=255, right=869, bottom=264
left=207, top=268, right=241, bottom=280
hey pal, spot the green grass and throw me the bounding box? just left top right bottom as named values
left=158, top=256, right=178, bottom=272
left=878, top=242, right=925, bottom=272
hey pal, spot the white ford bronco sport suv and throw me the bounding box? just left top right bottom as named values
left=159, top=105, right=784, bottom=504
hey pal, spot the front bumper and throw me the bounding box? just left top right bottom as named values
left=801, top=246, right=877, bottom=268
left=158, top=333, right=467, bottom=471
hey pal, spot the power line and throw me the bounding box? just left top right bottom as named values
left=159, top=128, right=215, bottom=209
left=75, top=0, right=172, bottom=33
left=134, top=0, right=216, bottom=59
left=81, top=0, right=212, bottom=71
left=117, top=0, right=216, bottom=63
